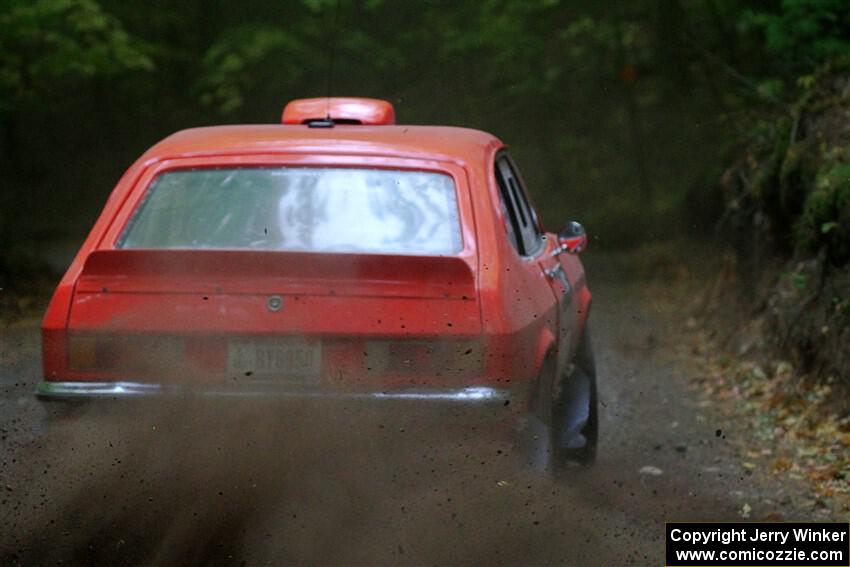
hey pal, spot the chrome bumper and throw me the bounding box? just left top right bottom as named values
left=36, top=380, right=513, bottom=406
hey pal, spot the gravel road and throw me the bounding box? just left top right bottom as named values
left=0, top=255, right=830, bottom=565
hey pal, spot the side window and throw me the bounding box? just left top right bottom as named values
left=495, top=154, right=543, bottom=256
left=506, top=155, right=543, bottom=235
left=494, top=157, right=523, bottom=254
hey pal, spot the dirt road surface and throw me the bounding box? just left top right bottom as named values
left=0, top=255, right=831, bottom=565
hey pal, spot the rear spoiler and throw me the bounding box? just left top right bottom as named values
left=77, top=250, right=476, bottom=298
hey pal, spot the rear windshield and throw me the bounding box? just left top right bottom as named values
left=118, top=167, right=463, bottom=255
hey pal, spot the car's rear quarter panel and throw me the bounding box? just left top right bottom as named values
left=466, top=151, right=561, bottom=393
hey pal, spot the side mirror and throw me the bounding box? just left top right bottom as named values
left=558, top=221, right=587, bottom=254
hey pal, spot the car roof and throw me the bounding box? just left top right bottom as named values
left=142, top=125, right=504, bottom=165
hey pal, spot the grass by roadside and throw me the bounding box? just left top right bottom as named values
left=635, top=239, right=850, bottom=516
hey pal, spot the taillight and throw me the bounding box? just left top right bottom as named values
left=67, top=334, right=185, bottom=374
left=68, top=336, right=98, bottom=370
left=42, top=327, right=68, bottom=380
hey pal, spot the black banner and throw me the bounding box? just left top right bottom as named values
left=666, top=522, right=850, bottom=566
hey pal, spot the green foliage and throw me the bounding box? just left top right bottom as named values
left=0, top=0, right=152, bottom=111
left=745, top=0, right=850, bottom=65
left=790, top=271, right=809, bottom=291
left=756, top=78, right=784, bottom=100
left=3, top=0, right=850, bottom=252
left=778, top=141, right=811, bottom=215
left=753, top=118, right=791, bottom=201
left=821, top=221, right=838, bottom=234
left=796, top=162, right=850, bottom=263
left=198, top=25, right=304, bottom=114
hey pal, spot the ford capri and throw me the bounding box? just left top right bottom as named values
left=37, top=97, right=597, bottom=471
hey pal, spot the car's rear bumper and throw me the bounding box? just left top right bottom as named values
left=36, top=380, right=517, bottom=407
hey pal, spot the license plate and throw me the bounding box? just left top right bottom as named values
left=227, top=339, right=321, bottom=378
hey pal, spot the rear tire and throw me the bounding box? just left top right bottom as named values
left=553, top=331, right=598, bottom=468
left=516, top=330, right=598, bottom=475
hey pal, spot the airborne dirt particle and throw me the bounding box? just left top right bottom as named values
left=1, top=399, right=561, bottom=565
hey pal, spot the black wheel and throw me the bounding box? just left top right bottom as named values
left=516, top=330, right=598, bottom=474
left=553, top=331, right=598, bottom=468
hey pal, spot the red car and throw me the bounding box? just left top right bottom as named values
left=38, top=97, right=596, bottom=469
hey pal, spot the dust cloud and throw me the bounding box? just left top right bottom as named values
left=2, top=398, right=610, bottom=565
left=2, top=274, right=796, bottom=565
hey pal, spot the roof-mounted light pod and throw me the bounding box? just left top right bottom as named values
left=281, top=97, right=396, bottom=126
